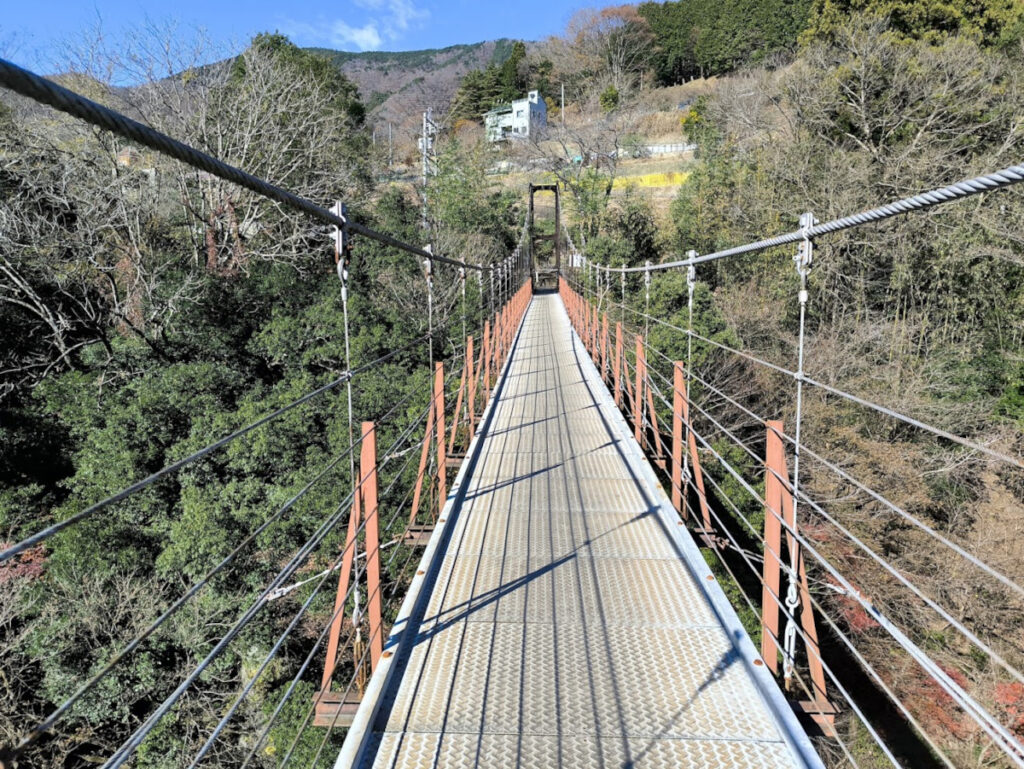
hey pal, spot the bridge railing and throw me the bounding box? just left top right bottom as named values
left=559, top=163, right=1024, bottom=769
left=0, top=58, right=534, bottom=769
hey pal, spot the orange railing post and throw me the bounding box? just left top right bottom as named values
left=601, top=313, right=609, bottom=383
left=672, top=362, right=685, bottom=517
left=434, top=362, right=447, bottom=517
left=634, top=335, right=644, bottom=446
left=614, top=323, right=623, bottom=408
left=763, top=421, right=833, bottom=729
left=466, top=336, right=476, bottom=443
left=762, top=421, right=785, bottom=674
left=360, top=421, right=383, bottom=669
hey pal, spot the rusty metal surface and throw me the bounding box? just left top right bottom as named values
left=345, top=294, right=822, bottom=769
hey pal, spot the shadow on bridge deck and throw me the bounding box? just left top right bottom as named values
left=336, top=293, right=823, bottom=769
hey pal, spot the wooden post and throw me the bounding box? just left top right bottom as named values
left=360, top=421, right=383, bottom=669
left=434, top=362, right=447, bottom=517
left=672, top=362, right=685, bottom=517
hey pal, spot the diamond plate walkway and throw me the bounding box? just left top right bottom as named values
left=337, top=293, right=823, bottom=769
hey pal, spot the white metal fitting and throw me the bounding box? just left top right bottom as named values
left=795, top=212, right=816, bottom=277
left=686, top=250, right=697, bottom=292
left=644, top=261, right=652, bottom=288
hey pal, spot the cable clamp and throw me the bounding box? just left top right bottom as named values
left=795, top=211, right=816, bottom=277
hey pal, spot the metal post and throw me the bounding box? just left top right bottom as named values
left=644, top=260, right=651, bottom=341
left=672, top=362, right=685, bottom=516
left=360, top=421, right=382, bottom=670
left=762, top=420, right=785, bottom=673
left=620, top=266, right=625, bottom=327
left=434, top=362, right=447, bottom=518
left=684, top=252, right=696, bottom=488
left=424, top=252, right=434, bottom=376
left=467, top=336, right=476, bottom=442
left=614, top=323, right=623, bottom=409
left=783, top=211, right=815, bottom=687
left=460, top=267, right=466, bottom=344
left=634, top=335, right=644, bottom=447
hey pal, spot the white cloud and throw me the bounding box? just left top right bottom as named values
left=351, top=0, right=429, bottom=40
left=329, top=20, right=383, bottom=50
left=283, top=0, right=428, bottom=52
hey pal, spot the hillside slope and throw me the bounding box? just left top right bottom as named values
left=307, top=39, right=517, bottom=124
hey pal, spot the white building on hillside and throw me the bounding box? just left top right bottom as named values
left=484, top=91, right=546, bottom=142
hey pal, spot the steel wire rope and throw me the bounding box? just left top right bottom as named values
left=643, top=363, right=1024, bottom=688
left=676, top=491, right=882, bottom=769
left=579, top=290, right=1023, bottom=760
left=642, top=340, right=1024, bottom=603
left=0, top=334, right=429, bottom=564
left=238, top=362, right=467, bottom=768
left=5, top=429, right=367, bottom=760
left=592, top=291, right=1024, bottom=470
left=566, top=282, right=886, bottom=766
left=679, top=485, right=911, bottom=769
left=677, top=412, right=1024, bottom=764
left=679, top=467, right=953, bottom=769
left=0, top=58, right=488, bottom=272
left=585, top=163, right=1024, bottom=275
left=287, top=359, right=472, bottom=769
left=187, top=405, right=432, bottom=768
left=100, top=389, right=442, bottom=769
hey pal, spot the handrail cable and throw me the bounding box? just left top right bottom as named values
left=102, top=390, right=439, bottom=769
left=580, top=283, right=1024, bottom=471
left=643, top=362, right=1024, bottom=688
left=0, top=334, right=428, bottom=564
left=585, top=164, right=1024, bottom=273
left=0, top=58, right=488, bottom=271
left=641, top=340, right=1024, bottom=603
left=186, top=400, right=433, bottom=767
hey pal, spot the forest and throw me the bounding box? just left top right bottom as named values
left=2, top=0, right=1024, bottom=766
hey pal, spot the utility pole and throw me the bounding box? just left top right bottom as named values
left=560, top=82, right=565, bottom=127
left=421, top=108, right=436, bottom=230
left=388, top=122, right=393, bottom=169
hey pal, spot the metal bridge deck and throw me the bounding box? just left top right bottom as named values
left=339, top=293, right=821, bottom=769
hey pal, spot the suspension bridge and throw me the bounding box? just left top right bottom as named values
left=1, top=57, right=1024, bottom=769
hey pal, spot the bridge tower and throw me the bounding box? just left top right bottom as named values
left=528, top=182, right=560, bottom=289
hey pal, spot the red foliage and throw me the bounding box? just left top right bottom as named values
left=995, top=682, right=1024, bottom=736
left=0, top=542, right=46, bottom=584
left=902, top=664, right=973, bottom=740
left=829, top=577, right=880, bottom=633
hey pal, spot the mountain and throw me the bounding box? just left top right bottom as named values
left=306, top=39, right=518, bottom=129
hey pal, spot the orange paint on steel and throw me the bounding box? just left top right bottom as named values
left=408, top=390, right=435, bottom=529
left=614, top=323, right=623, bottom=409
left=434, top=363, right=447, bottom=518
left=672, top=362, right=685, bottom=517
left=762, top=421, right=785, bottom=675
left=360, top=421, right=383, bottom=669
left=601, top=314, right=609, bottom=383
left=319, top=474, right=362, bottom=692
left=634, top=335, right=644, bottom=447
left=447, top=352, right=467, bottom=456
left=467, top=336, right=476, bottom=444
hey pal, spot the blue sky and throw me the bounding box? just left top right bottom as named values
left=1, top=0, right=584, bottom=71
